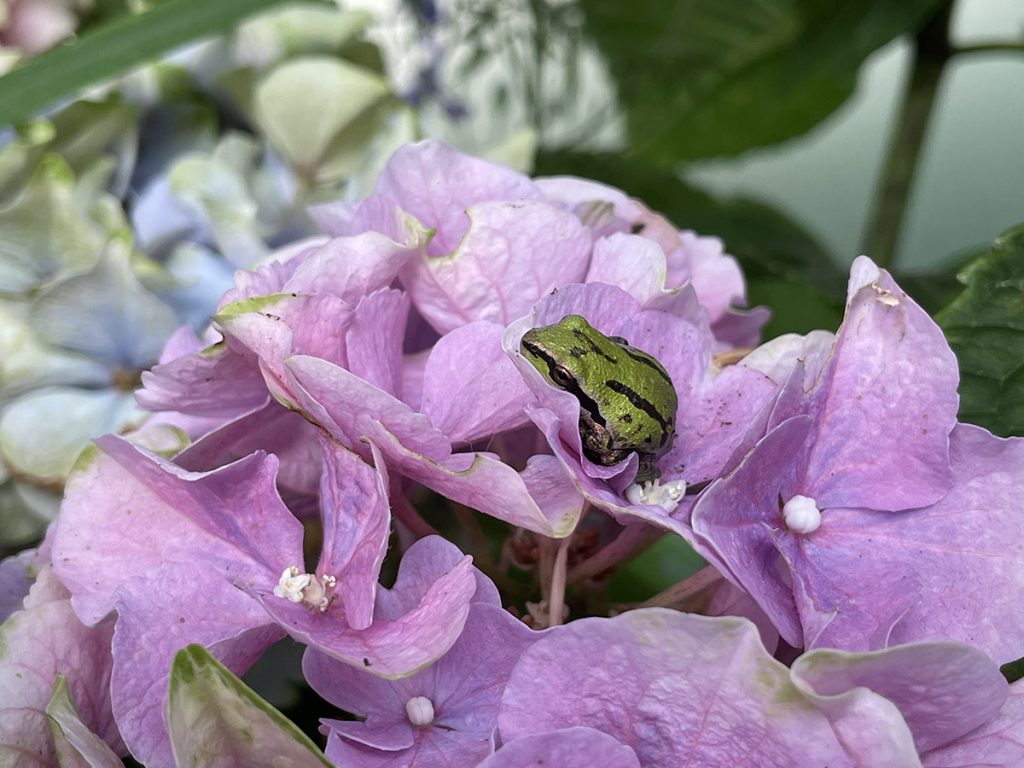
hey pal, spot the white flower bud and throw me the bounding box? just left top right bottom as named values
left=405, top=696, right=435, bottom=727
left=782, top=495, right=822, bottom=534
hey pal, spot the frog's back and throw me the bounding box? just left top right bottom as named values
left=607, top=343, right=677, bottom=453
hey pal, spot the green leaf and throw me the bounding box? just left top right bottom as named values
left=167, top=645, right=333, bottom=768
left=935, top=223, right=1024, bottom=437
left=580, top=0, right=945, bottom=163
left=0, top=0, right=294, bottom=126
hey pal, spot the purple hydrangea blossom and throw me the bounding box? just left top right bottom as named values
left=52, top=434, right=477, bottom=766
left=497, top=609, right=1009, bottom=767
left=310, top=140, right=762, bottom=345
left=10, top=138, right=1022, bottom=767
left=691, top=260, right=1024, bottom=662
left=137, top=226, right=586, bottom=537
left=305, top=602, right=534, bottom=766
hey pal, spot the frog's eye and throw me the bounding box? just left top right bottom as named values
left=551, top=365, right=575, bottom=387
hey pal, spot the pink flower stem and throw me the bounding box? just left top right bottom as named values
left=548, top=535, right=572, bottom=627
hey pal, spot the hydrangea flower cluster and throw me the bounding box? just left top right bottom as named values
left=2, top=139, right=1023, bottom=766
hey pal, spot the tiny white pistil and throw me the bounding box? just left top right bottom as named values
left=273, top=566, right=336, bottom=612
left=625, top=478, right=687, bottom=512
left=405, top=696, right=435, bottom=727
left=782, top=495, right=822, bottom=534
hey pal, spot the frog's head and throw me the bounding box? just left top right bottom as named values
left=520, top=314, right=613, bottom=390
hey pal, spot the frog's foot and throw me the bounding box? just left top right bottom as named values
left=625, top=477, right=687, bottom=513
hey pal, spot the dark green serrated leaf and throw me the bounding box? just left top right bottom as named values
left=580, top=0, right=945, bottom=163
left=936, top=223, right=1024, bottom=436
left=0, top=0, right=295, bottom=127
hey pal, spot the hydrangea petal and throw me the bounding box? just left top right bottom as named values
left=479, top=728, right=641, bottom=768
left=306, top=603, right=535, bottom=767
left=215, top=293, right=356, bottom=402
left=792, top=643, right=1007, bottom=753
left=283, top=229, right=427, bottom=307
left=668, top=231, right=746, bottom=324
left=401, top=199, right=592, bottom=334
left=710, top=306, right=771, bottom=349
left=0, top=600, right=119, bottom=767
left=174, top=403, right=322, bottom=498
left=689, top=416, right=817, bottom=646
left=111, top=562, right=283, bottom=768
left=706, top=580, right=780, bottom=654
left=255, top=536, right=477, bottom=678
left=155, top=244, right=237, bottom=331
left=284, top=355, right=450, bottom=458
left=420, top=322, right=534, bottom=444
left=0, top=155, right=105, bottom=294
left=533, top=175, right=679, bottom=254
left=782, top=423, right=1024, bottom=664
left=285, top=356, right=583, bottom=536
left=136, top=339, right=268, bottom=419
left=498, top=609, right=919, bottom=767
left=317, top=437, right=391, bottom=631
left=585, top=234, right=668, bottom=307
left=53, top=436, right=303, bottom=625
left=344, top=139, right=541, bottom=252
left=0, top=303, right=109, bottom=400
left=803, top=257, right=958, bottom=511
left=658, top=363, right=778, bottom=487
left=922, top=680, right=1024, bottom=766
left=254, top=57, right=389, bottom=175
left=0, top=548, right=35, bottom=623
left=345, top=288, right=409, bottom=396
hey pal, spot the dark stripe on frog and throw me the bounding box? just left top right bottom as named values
left=522, top=338, right=607, bottom=427
left=618, top=346, right=674, bottom=388
left=571, top=328, right=618, bottom=363
left=604, top=379, right=671, bottom=434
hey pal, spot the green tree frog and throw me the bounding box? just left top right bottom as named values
left=520, top=314, right=678, bottom=483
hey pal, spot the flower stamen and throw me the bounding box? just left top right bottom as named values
left=273, top=566, right=336, bottom=612
left=625, top=478, right=687, bottom=512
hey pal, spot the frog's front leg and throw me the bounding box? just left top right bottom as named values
left=578, top=412, right=630, bottom=466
